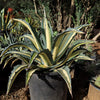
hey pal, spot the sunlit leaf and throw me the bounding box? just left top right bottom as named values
left=56, top=67, right=72, bottom=96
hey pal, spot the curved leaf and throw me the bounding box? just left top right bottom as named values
left=11, top=54, right=29, bottom=65
left=6, top=64, right=28, bottom=94
left=20, top=34, right=38, bottom=51
left=52, top=30, right=71, bottom=61
left=3, top=56, right=16, bottom=69
left=10, top=59, right=19, bottom=67
left=39, top=49, right=53, bottom=66
left=5, top=51, right=31, bottom=58
left=13, top=18, right=42, bottom=51
left=56, top=67, right=72, bottom=96
left=75, top=24, right=91, bottom=30
left=28, top=51, right=38, bottom=68
left=76, top=53, right=94, bottom=61
left=56, top=40, right=94, bottom=65
left=0, top=43, right=33, bottom=57
left=67, top=49, right=88, bottom=62
left=0, top=53, right=11, bottom=64
left=43, top=17, right=52, bottom=51
left=66, top=40, right=94, bottom=59
left=26, top=68, right=38, bottom=86
left=57, top=32, right=76, bottom=61
left=52, top=28, right=83, bottom=61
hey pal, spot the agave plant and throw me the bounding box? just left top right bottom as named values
left=0, top=8, right=16, bottom=46
left=0, top=8, right=26, bottom=53
left=0, top=12, right=94, bottom=95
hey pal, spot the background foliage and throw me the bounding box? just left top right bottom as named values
left=0, top=0, right=100, bottom=33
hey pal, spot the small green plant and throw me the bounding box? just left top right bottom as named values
left=0, top=8, right=15, bottom=45
left=95, top=75, right=100, bottom=88
left=0, top=10, right=94, bottom=96
left=92, top=74, right=100, bottom=88
left=0, top=8, right=12, bottom=54
left=89, top=63, right=100, bottom=88
left=0, top=8, right=13, bottom=32
left=0, top=8, right=26, bottom=49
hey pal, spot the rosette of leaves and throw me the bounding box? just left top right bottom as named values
left=0, top=12, right=94, bottom=95
left=0, top=8, right=26, bottom=52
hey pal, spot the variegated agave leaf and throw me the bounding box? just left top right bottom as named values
left=52, top=28, right=84, bottom=62
left=75, top=24, right=92, bottom=30
left=76, top=53, right=94, bottom=61
left=56, top=66, right=72, bottom=96
left=13, top=18, right=43, bottom=51
left=6, top=64, right=28, bottom=94
left=20, top=34, right=38, bottom=52
left=38, top=49, right=53, bottom=67
left=26, top=68, right=39, bottom=86
left=3, top=56, right=16, bottom=69
left=0, top=43, right=33, bottom=57
left=56, top=40, right=94, bottom=66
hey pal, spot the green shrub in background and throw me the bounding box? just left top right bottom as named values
left=0, top=0, right=100, bottom=38
left=94, top=75, right=100, bottom=88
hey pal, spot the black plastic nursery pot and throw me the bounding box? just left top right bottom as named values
left=88, top=82, right=100, bottom=100
left=29, top=72, right=68, bottom=100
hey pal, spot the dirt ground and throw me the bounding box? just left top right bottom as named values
left=0, top=41, right=100, bottom=100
